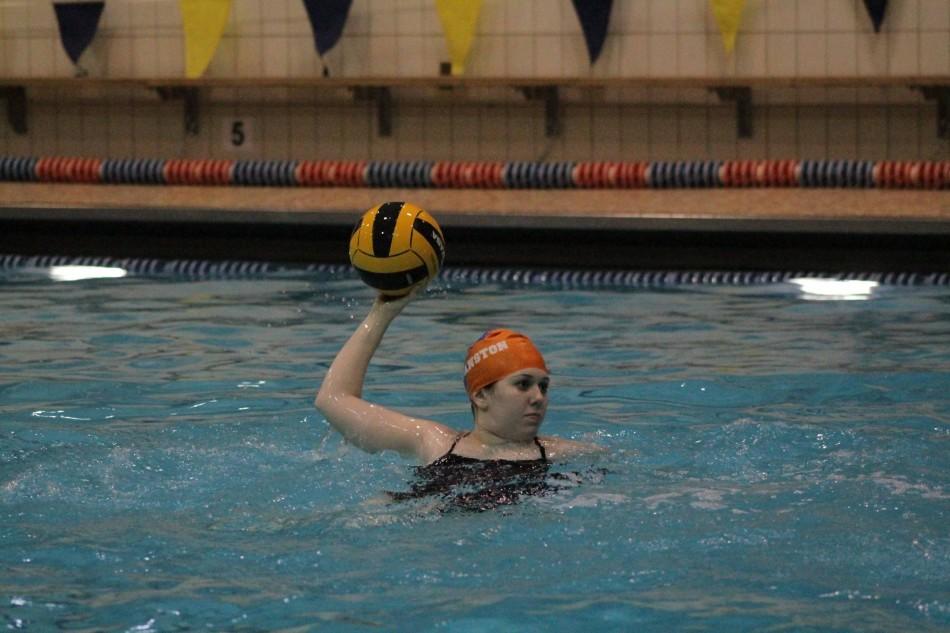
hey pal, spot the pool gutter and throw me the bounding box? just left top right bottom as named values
left=3, top=203, right=949, bottom=272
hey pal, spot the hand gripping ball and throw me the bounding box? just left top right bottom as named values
left=349, top=201, right=446, bottom=296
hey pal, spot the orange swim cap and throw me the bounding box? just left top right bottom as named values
left=463, top=329, right=548, bottom=397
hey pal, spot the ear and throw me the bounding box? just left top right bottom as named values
left=470, top=387, right=491, bottom=410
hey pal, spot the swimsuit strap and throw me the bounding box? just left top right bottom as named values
left=534, top=437, right=547, bottom=461
left=446, top=432, right=469, bottom=457
left=447, top=432, right=546, bottom=461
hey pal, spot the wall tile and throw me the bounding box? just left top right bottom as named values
left=340, top=36, right=370, bottom=75
left=797, top=107, right=829, bottom=159
left=742, top=1, right=768, bottom=33
left=618, top=34, right=650, bottom=76
left=562, top=35, right=588, bottom=76
left=591, top=105, right=622, bottom=160
left=477, top=104, right=508, bottom=160
left=648, top=35, right=677, bottom=77
left=210, top=36, right=238, bottom=77
left=7, top=39, right=31, bottom=77
left=399, top=32, right=428, bottom=76
left=919, top=109, right=950, bottom=160
left=651, top=1, right=678, bottom=34
left=591, top=33, right=622, bottom=77
left=678, top=34, right=708, bottom=76
left=396, top=2, right=425, bottom=36
left=507, top=36, right=534, bottom=76
left=648, top=106, right=679, bottom=159
left=368, top=35, right=398, bottom=76
left=423, top=103, right=452, bottom=159
left=677, top=0, right=707, bottom=34
left=288, top=36, right=320, bottom=77
left=534, top=0, right=563, bottom=34
left=422, top=34, right=447, bottom=76
left=368, top=0, right=398, bottom=35
left=506, top=2, right=534, bottom=36
left=562, top=104, right=593, bottom=160
left=535, top=35, right=563, bottom=76
left=678, top=107, right=710, bottom=159
left=107, top=100, right=135, bottom=157
left=158, top=37, right=184, bottom=77
left=395, top=104, right=426, bottom=160
left=918, top=0, right=949, bottom=31
left=887, top=31, right=919, bottom=75
left=826, top=33, right=858, bottom=76
left=452, top=105, right=481, bottom=160
left=505, top=107, right=537, bottom=160
left=236, top=37, right=263, bottom=76
left=27, top=1, right=55, bottom=30
left=827, top=0, right=859, bottom=31
left=3, top=6, right=30, bottom=37
left=888, top=0, right=921, bottom=31
left=31, top=103, right=58, bottom=155
left=341, top=104, right=372, bottom=159
left=919, top=32, right=949, bottom=74
left=766, top=34, right=797, bottom=76
left=826, top=105, right=860, bottom=159
left=315, top=106, right=344, bottom=159
left=616, top=0, right=650, bottom=33
left=4, top=0, right=944, bottom=164
left=735, top=33, right=767, bottom=75
left=480, top=0, right=508, bottom=34
left=856, top=33, right=889, bottom=75
left=28, top=38, right=56, bottom=76
left=289, top=106, right=317, bottom=158
left=887, top=105, right=920, bottom=159
left=261, top=0, right=289, bottom=36
left=797, top=33, right=828, bottom=76
left=262, top=37, right=290, bottom=78
left=766, top=1, right=797, bottom=32
left=797, top=0, right=828, bottom=31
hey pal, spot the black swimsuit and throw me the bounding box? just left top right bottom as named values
left=388, top=433, right=555, bottom=512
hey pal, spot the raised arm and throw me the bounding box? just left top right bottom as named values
left=315, top=292, right=454, bottom=461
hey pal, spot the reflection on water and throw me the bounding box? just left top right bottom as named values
left=0, top=271, right=948, bottom=632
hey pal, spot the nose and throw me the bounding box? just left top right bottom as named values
left=529, top=384, right=546, bottom=403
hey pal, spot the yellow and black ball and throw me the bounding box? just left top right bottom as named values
left=349, top=201, right=446, bottom=296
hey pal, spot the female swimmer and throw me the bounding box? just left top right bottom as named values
left=314, top=291, right=602, bottom=468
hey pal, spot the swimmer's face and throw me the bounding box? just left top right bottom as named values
left=477, top=368, right=549, bottom=441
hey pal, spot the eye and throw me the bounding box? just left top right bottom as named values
left=538, top=381, right=549, bottom=394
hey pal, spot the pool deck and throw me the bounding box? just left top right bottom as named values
left=1, top=183, right=949, bottom=271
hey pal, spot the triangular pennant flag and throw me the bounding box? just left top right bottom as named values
left=570, top=0, right=613, bottom=65
left=862, top=0, right=888, bottom=32
left=53, top=1, right=105, bottom=65
left=302, top=0, right=353, bottom=57
left=435, top=0, right=483, bottom=75
left=710, top=0, right=746, bottom=54
left=179, top=0, right=232, bottom=78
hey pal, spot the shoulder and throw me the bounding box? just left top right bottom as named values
left=538, top=435, right=606, bottom=461
left=416, top=421, right=463, bottom=464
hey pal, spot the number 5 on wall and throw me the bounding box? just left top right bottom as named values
left=222, top=118, right=256, bottom=152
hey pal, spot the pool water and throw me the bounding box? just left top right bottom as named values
left=1, top=264, right=948, bottom=632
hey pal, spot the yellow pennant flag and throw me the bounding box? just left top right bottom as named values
left=711, top=0, right=746, bottom=54
left=179, top=0, right=233, bottom=78
left=435, top=0, right=483, bottom=75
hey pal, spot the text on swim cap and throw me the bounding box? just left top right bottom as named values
left=464, top=340, right=509, bottom=375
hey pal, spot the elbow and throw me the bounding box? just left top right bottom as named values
left=314, top=388, right=332, bottom=415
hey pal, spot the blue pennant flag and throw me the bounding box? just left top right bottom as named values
left=862, top=0, right=888, bottom=32
left=570, top=0, right=613, bottom=64
left=53, top=1, right=106, bottom=65
left=302, top=0, right=353, bottom=59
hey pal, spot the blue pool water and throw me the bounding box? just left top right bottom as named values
left=1, top=263, right=948, bottom=632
